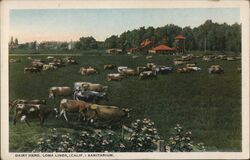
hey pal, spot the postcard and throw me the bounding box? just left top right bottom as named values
left=1, top=0, right=249, bottom=159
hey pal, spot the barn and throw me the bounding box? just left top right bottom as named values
left=148, top=44, right=175, bottom=54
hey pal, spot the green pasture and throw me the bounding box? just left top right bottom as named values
left=9, top=53, right=241, bottom=152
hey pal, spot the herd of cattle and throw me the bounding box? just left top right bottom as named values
left=9, top=53, right=240, bottom=126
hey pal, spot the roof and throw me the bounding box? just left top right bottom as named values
left=140, top=40, right=152, bottom=48
left=175, top=35, right=186, bottom=40
left=151, top=44, right=174, bottom=51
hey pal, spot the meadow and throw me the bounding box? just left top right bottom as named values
left=9, top=52, right=241, bottom=152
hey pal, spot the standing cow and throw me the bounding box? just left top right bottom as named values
left=49, top=87, right=72, bottom=99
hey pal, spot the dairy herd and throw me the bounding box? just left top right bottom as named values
left=10, top=53, right=240, bottom=126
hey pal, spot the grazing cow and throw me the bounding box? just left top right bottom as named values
left=177, top=67, right=192, bottom=73
left=49, top=86, right=72, bottom=99
left=174, top=60, right=186, bottom=65
left=42, top=64, right=57, bottom=71
left=83, top=104, right=130, bottom=123
left=120, top=68, right=138, bottom=76
left=57, top=99, right=91, bottom=122
left=82, top=83, right=108, bottom=92
left=9, top=59, right=21, bottom=63
left=65, top=59, right=78, bottom=65
left=47, top=56, right=54, bottom=59
left=139, top=70, right=157, bottom=80
left=31, top=61, right=44, bottom=69
left=49, top=62, right=65, bottom=68
left=187, top=66, right=201, bottom=71
left=146, top=56, right=153, bottom=60
left=10, top=99, right=46, bottom=111
left=107, top=73, right=123, bottom=81
left=227, top=57, right=236, bottom=61
left=208, top=65, right=224, bottom=74
left=186, top=63, right=196, bottom=67
left=146, top=63, right=156, bottom=70
left=156, top=66, right=173, bottom=74
left=24, top=67, right=41, bottom=73
left=104, top=64, right=116, bottom=70
left=74, top=90, right=108, bottom=103
left=13, top=104, right=58, bottom=126
left=79, top=67, right=98, bottom=75
left=117, top=66, right=128, bottom=73
left=202, top=56, right=212, bottom=62
left=136, top=66, right=152, bottom=74
left=74, top=82, right=92, bottom=91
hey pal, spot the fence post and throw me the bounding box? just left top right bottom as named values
left=156, top=140, right=165, bottom=152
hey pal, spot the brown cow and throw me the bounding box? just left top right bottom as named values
left=104, top=64, right=116, bottom=70
left=107, top=73, right=123, bottom=81
left=49, top=86, right=72, bottom=99
left=10, top=99, right=46, bottom=111
left=57, top=99, right=91, bottom=122
left=13, top=104, right=58, bottom=126
left=79, top=67, right=98, bottom=75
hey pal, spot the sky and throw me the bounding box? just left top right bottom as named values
left=10, top=8, right=240, bottom=43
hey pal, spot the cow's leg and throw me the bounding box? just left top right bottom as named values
left=63, top=111, right=69, bottom=122
left=59, top=110, right=64, bottom=118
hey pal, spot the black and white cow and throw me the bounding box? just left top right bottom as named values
left=74, top=90, right=108, bottom=103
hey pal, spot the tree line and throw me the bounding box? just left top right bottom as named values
left=104, top=20, right=241, bottom=53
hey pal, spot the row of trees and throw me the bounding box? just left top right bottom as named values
left=104, top=20, right=241, bottom=53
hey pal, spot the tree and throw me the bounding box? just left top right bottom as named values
left=14, top=38, right=18, bottom=45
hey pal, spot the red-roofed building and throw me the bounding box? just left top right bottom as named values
left=174, top=35, right=186, bottom=54
left=140, top=39, right=153, bottom=51
left=148, top=44, right=175, bottom=54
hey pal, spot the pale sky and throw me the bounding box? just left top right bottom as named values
left=10, top=8, right=240, bottom=43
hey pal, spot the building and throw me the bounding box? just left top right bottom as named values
left=140, top=39, right=153, bottom=51
left=127, top=48, right=138, bottom=54
left=106, top=48, right=123, bottom=54
left=174, top=35, right=186, bottom=54
left=148, top=44, right=175, bottom=54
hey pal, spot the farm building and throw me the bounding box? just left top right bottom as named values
left=174, top=35, right=186, bottom=54
left=106, top=48, right=123, bottom=54
left=140, top=39, right=153, bottom=51
left=127, top=48, right=139, bottom=54
left=148, top=44, right=175, bottom=54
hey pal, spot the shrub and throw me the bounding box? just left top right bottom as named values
left=168, top=124, right=205, bottom=152
left=126, top=118, right=161, bottom=152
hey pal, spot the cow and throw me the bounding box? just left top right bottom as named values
left=57, top=99, right=91, bottom=122
left=146, top=63, right=156, bottom=70
left=186, top=63, right=196, bottom=67
left=156, top=66, right=173, bottom=74
left=79, top=67, right=98, bottom=75
left=74, top=90, right=108, bottom=103
left=177, top=67, right=192, bottom=73
left=65, top=59, right=78, bottom=65
left=49, top=62, right=65, bottom=68
left=174, top=60, right=186, bottom=65
left=49, top=86, right=72, bottom=99
left=82, top=83, right=108, bottom=92
left=120, top=68, right=138, bottom=76
left=9, top=59, right=21, bottom=63
left=47, top=56, right=54, bottom=59
left=83, top=104, right=130, bottom=123
left=13, top=104, right=58, bottom=126
left=53, top=58, right=63, bottom=63
left=136, top=66, right=152, bottom=74
left=107, top=73, right=123, bottom=81
left=202, top=56, right=212, bottom=62
left=10, top=99, right=46, bottom=111
left=139, top=70, right=157, bottom=80
left=146, top=56, right=153, bottom=60
left=104, top=64, right=116, bottom=70
left=31, top=61, right=44, bottom=69
left=208, top=65, right=224, bottom=74
left=117, top=66, right=128, bottom=73
left=24, top=67, right=41, bottom=73
left=187, top=66, right=201, bottom=71
left=42, top=64, right=57, bottom=71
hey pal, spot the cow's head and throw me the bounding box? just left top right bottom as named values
left=53, top=107, right=59, bottom=118
left=49, top=92, right=54, bottom=99
left=122, top=108, right=131, bottom=118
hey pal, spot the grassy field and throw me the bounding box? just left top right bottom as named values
left=9, top=52, right=241, bottom=152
